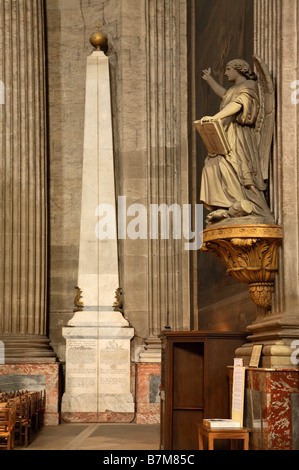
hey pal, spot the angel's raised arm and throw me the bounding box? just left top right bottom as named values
left=202, top=68, right=226, bottom=99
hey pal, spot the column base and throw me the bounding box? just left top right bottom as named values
left=235, top=342, right=297, bottom=368
left=139, top=337, right=162, bottom=363
left=0, top=335, right=57, bottom=363
left=235, top=312, right=299, bottom=368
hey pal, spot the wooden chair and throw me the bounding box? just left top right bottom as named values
left=7, top=398, right=17, bottom=449
left=0, top=393, right=8, bottom=403
left=0, top=406, right=15, bottom=450
left=28, top=392, right=39, bottom=434
left=14, top=394, right=31, bottom=447
left=37, top=390, right=46, bottom=429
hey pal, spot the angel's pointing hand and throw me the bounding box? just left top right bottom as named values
left=202, top=68, right=212, bottom=81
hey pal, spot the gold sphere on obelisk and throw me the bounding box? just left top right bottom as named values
left=90, top=25, right=108, bottom=51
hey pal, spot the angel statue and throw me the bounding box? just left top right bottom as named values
left=195, top=56, right=275, bottom=225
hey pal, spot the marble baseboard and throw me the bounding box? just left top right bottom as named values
left=61, top=412, right=134, bottom=423
left=0, top=363, right=60, bottom=426
left=135, top=405, right=160, bottom=424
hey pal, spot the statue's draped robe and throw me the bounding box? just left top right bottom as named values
left=200, top=80, right=271, bottom=217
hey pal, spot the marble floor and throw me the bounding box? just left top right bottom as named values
left=17, top=423, right=160, bottom=451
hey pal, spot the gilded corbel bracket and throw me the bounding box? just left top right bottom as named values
left=201, top=225, right=283, bottom=310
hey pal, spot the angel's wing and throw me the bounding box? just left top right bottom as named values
left=253, top=55, right=275, bottom=180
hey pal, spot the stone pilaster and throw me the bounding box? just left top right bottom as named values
left=236, top=0, right=299, bottom=366
left=140, top=0, right=190, bottom=362
left=0, top=0, right=55, bottom=362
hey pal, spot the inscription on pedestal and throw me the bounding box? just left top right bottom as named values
left=99, top=340, right=130, bottom=394
left=65, top=339, right=97, bottom=396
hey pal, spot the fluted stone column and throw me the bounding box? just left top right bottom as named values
left=0, top=0, right=55, bottom=362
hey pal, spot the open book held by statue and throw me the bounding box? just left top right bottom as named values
left=194, top=56, right=275, bottom=225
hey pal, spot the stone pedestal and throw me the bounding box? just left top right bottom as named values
left=61, top=311, right=134, bottom=422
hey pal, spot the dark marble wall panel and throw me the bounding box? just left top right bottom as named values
left=0, top=374, right=46, bottom=392
left=149, top=375, right=161, bottom=404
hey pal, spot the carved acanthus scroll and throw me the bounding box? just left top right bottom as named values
left=73, top=287, right=84, bottom=312
left=113, top=287, right=123, bottom=314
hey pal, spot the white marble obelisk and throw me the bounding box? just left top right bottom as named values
left=62, top=33, right=134, bottom=421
